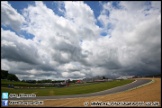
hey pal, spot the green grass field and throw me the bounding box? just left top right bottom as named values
left=2, top=80, right=31, bottom=86
left=1, top=79, right=42, bottom=87
left=1, top=79, right=134, bottom=96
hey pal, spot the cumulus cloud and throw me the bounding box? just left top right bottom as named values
left=64, top=1, right=100, bottom=40
left=1, top=28, right=40, bottom=64
left=1, top=1, right=161, bottom=80
left=62, top=71, right=85, bottom=78
left=1, top=1, right=25, bottom=31
left=96, top=1, right=161, bottom=76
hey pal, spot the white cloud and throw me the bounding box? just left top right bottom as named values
left=93, top=1, right=161, bottom=76
left=1, top=1, right=161, bottom=80
left=1, top=1, right=99, bottom=80
left=64, top=1, right=100, bottom=40
left=1, top=28, right=40, bottom=64
left=1, top=1, right=25, bottom=31
left=62, top=71, right=85, bottom=78
left=151, top=1, right=161, bottom=9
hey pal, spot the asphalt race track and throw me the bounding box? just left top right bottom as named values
left=9, top=79, right=152, bottom=100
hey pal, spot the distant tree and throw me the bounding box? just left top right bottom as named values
left=36, top=79, right=52, bottom=83
left=37, top=80, right=42, bottom=83
left=26, top=80, right=37, bottom=83
left=21, top=80, right=26, bottom=82
left=7, top=74, right=19, bottom=81
left=30, top=80, right=36, bottom=83
left=1, top=70, right=20, bottom=81
left=103, top=76, right=106, bottom=79
left=47, top=79, right=52, bottom=83
left=1, top=70, right=8, bottom=79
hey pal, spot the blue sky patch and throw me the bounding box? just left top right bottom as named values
left=9, top=1, right=34, bottom=14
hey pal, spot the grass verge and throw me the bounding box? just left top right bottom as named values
left=1, top=79, right=134, bottom=96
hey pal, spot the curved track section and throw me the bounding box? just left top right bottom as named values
left=9, top=79, right=152, bottom=100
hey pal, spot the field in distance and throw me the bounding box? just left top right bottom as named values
left=1, top=79, right=134, bottom=96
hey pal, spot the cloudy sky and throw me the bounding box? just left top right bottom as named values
left=1, top=1, right=161, bottom=80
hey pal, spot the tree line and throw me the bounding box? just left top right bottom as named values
left=1, top=70, right=78, bottom=83
left=1, top=70, right=19, bottom=81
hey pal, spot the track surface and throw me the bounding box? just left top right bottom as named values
left=9, top=79, right=151, bottom=100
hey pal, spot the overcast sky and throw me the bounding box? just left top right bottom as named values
left=1, top=1, right=161, bottom=80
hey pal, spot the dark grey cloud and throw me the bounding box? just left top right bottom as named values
left=1, top=43, right=39, bottom=65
